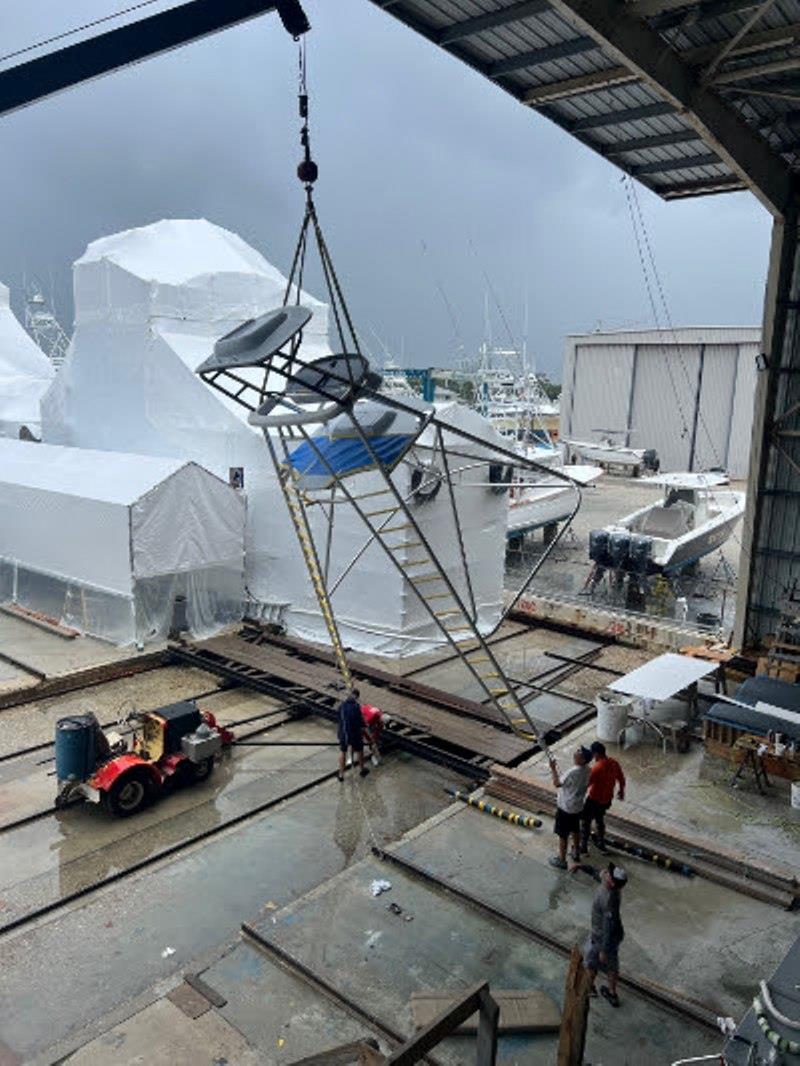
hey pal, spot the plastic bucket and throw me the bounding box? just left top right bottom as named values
left=595, top=691, right=632, bottom=743
left=791, top=782, right=800, bottom=810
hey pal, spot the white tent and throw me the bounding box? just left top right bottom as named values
left=40, top=220, right=510, bottom=654
left=0, top=282, right=55, bottom=439
left=0, top=439, right=246, bottom=645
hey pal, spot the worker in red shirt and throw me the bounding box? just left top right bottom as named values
left=361, top=704, right=390, bottom=767
left=580, top=741, right=625, bottom=855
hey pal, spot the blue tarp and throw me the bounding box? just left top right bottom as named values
left=286, top=433, right=415, bottom=486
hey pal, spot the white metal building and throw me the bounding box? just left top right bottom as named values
left=560, top=327, right=760, bottom=478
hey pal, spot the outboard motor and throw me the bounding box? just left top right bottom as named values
left=589, top=529, right=611, bottom=567
left=609, top=531, right=631, bottom=569
left=628, top=534, right=653, bottom=574
left=642, top=449, right=659, bottom=473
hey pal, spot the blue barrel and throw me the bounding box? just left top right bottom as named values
left=55, top=715, right=97, bottom=782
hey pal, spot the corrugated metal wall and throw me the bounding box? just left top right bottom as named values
left=561, top=329, right=759, bottom=477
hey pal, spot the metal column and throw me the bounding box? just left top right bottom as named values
left=734, top=211, right=800, bottom=646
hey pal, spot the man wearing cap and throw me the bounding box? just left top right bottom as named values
left=584, top=863, right=627, bottom=1007
left=580, top=741, right=626, bottom=855
left=548, top=746, right=592, bottom=870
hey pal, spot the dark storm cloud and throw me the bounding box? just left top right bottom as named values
left=0, top=0, right=770, bottom=377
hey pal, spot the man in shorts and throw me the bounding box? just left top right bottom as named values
left=583, top=863, right=627, bottom=1007
left=360, top=704, right=389, bottom=767
left=337, top=688, right=369, bottom=781
left=580, top=741, right=626, bottom=855
left=548, top=745, right=591, bottom=869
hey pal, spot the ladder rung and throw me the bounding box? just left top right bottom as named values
left=383, top=523, right=413, bottom=533
left=411, top=574, right=445, bottom=584
left=365, top=508, right=398, bottom=518
left=403, top=559, right=432, bottom=568
left=402, top=541, right=423, bottom=549
left=426, top=593, right=454, bottom=601
left=349, top=488, right=394, bottom=501
left=489, top=688, right=509, bottom=696
left=435, top=609, right=461, bottom=618
left=466, top=655, right=491, bottom=664
left=478, top=672, right=501, bottom=680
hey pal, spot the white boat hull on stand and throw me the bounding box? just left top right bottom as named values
left=508, top=464, right=602, bottom=540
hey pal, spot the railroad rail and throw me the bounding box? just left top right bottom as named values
left=172, top=628, right=582, bottom=779
left=0, top=723, right=338, bottom=940
left=372, top=846, right=721, bottom=1034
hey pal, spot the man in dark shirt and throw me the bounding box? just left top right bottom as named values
left=338, top=688, right=369, bottom=781
left=583, top=863, right=627, bottom=1007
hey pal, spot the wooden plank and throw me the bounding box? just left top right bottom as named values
left=410, top=989, right=560, bottom=1033
left=386, top=983, right=490, bottom=1065
left=557, top=946, right=592, bottom=1066
left=196, top=636, right=535, bottom=764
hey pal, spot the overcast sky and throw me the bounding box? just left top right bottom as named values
left=0, top=0, right=772, bottom=378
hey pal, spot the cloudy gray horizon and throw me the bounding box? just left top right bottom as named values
left=0, top=0, right=771, bottom=380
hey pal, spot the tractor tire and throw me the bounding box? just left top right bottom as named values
left=189, top=757, right=215, bottom=783
left=105, top=768, right=153, bottom=817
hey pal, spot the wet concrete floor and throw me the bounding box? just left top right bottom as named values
left=0, top=736, right=467, bottom=1061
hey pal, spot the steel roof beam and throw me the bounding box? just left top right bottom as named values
left=650, top=0, right=764, bottom=31
left=0, top=0, right=282, bottom=118
left=659, top=174, right=747, bottom=195
left=569, top=101, right=674, bottom=130
left=490, top=37, right=598, bottom=76
left=437, top=1, right=550, bottom=44
left=604, top=128, right=702, bottom=153
left=632, top=151, right=723, bottom=173
left=546, top=0, right=794, bottom=214
left=523, top=21, right=800, bottom=103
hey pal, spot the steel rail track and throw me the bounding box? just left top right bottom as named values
left=170, top=643, right=494, bottom=780
left=371, top=846, right=721, bottom=1034
left=0, top=749, right=342, bottom=939
left=0, top=703, right=309, bottom=837
left=0, top=682, right=243, bottom=767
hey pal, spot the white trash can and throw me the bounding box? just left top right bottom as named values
left=595, top=690, right=633, bottom=743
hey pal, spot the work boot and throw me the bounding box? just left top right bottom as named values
left=548, top=856, right=567, bottom=870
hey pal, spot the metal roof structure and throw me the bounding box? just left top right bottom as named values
left=370, top=0, right=800, bottom=214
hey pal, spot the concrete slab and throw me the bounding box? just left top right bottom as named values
left=0, top=614, right=154, bottom=679
left=210, top=942, right=387, bottom=1064
left=0, top=664, right=219, bottom=758
left=390, top=796, right=800, bottom=1019
left=533, top=718, right=800, bottom=874
left=249, top=855, right=722, bottom=1065
left=62, top=997, right=260, bottom=1065
left=0, top=755, right=465, bottom=1061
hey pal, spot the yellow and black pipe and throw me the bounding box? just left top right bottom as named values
left=445, top=787, right=542, bottom=829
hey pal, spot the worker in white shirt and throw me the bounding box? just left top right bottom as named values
left=548, top=745, right=592, bottom=870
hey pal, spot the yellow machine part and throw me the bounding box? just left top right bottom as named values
left=133, top=714, right=165, bottom=762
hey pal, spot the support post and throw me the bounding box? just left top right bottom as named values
left=734, top=210, right=800, bottom=647
left=557, top=945, right=593, bottom=1066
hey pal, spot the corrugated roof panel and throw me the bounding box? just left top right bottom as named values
left=371, top=0, right=795, bottom=201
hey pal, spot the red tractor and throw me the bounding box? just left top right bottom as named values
left=55, top=700, right=233, bottom=816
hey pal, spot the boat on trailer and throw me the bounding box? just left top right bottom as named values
left=589, top=472, right=744, bottom=574
left=563, top=432, right=659, bottom=475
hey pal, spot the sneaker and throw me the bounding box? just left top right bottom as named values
left=371, top=753, right=380, bottom=767
left=548, top=856, right=568, bottom=870
left=600, top=987, right=620, bottom=1008
left=345, top=756, right=353, bottom=769
left=359, top=767, right=370, bottom=778
left=337, top=772, right=344, bottom=783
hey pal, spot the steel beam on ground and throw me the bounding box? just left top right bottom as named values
left=0, top=0, right=281, bottom=118
left=545, top=0, right=795, bottom=215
